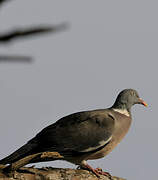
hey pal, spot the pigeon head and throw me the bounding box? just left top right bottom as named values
left=112, top=89, right=147, bottom=112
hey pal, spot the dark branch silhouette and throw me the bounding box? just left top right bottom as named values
left=0, top=23, right=69, bottom=44
left=0, top=55, right=32, bottom=63
left=0, top=0, right=10, bottom=6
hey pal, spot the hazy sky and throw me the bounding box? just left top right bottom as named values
left=0, top=1, right=157, bottom=180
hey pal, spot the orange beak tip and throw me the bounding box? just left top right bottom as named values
left=139, top=98, right=148, bottom=107
left=143, top=102, right=148, bottom=107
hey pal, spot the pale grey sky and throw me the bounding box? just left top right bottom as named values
left=0, top=1, right=157, bottom=180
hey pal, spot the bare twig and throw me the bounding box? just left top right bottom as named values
left=0, top=55, right=32, bottom=63
left=1, top=152, right=63, bottom=172
left=0, top=23, right=69, bottom=44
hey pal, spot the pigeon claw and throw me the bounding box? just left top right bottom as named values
left=95, top=168, right=112, bottom=179
left=80, top=164, right=112, bottom=179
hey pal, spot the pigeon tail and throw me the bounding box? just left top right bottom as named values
left=0, top=143, right=36, bottom=165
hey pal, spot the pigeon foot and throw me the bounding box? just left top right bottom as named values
left=79, top=164, right=112, bottom=179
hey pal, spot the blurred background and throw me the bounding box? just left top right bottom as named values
left=0, top=0, right=157, bottom=180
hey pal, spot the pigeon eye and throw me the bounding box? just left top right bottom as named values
left=136, top=94, right=139, bottom=98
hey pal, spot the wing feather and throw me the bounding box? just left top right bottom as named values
left=29, top=110, right=115, bottom=155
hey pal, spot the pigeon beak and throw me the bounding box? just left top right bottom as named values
left=139, top=98, right=148, bottom=107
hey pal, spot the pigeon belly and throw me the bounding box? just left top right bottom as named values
left=86, top=111, right=132, bottom=160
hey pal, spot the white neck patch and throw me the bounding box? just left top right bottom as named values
left=113, top=108, right=130, bottom=117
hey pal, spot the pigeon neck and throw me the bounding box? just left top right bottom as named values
left=111, top=103, right=131, bottom=117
